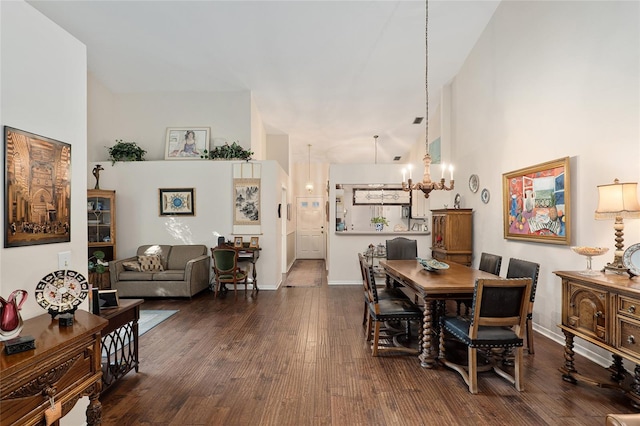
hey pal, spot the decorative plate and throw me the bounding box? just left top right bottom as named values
left=469, top=174, right=479, bottom=193
left=481, top=188, right=490, bottom=204
left=417, top=257, right=450, bottom=271
left=35, top=270, right=89, bottom=317
left=623, top=243, right=640, bottom=276
left=454, top=193, right=461, bottom=209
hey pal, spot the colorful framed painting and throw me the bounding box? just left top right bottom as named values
left=4, top=126, right=72, bottom=248
left=502, top=157, right=570, bottom=245
left=164, top=127, right=209, bottom=160
left=159, top=188, right=195, bottom=216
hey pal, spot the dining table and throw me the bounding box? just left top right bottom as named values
left=378, top=259, right=498, bottom=368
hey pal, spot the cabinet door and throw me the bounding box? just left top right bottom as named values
left=565, top=281, right=608, bottom=343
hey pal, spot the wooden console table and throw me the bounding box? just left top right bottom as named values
left=218, top=244, right=261, bottom=291
left=99, top=298, right=143, bottom=392
left=0, top=310, right=107, bottom=425
left=555, top=270, right=640, bottom=408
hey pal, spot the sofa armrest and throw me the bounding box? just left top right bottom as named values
left=184, top=254, right=210, bottom=286
left=109, top=256, right=137, bottom=288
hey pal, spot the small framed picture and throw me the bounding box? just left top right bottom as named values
left=164, top=127, right=210, bottom=160
left=234, top=236, right=243, bottom=248
left=249, top=237, right=259, bottom=248
left=159, top=188, right=195, bottom=216
left=98, top=289, right=119, bottom=309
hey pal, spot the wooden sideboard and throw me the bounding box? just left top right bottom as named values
left=0, top=310, right=108, bottom=425
left=431, top=209, right=473, bottom=266
left=555, top=270, right=640, bottom=407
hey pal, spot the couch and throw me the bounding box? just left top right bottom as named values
left=109, top=244, right=210, bottom=298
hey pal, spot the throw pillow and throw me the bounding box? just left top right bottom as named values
left=122, top=261, right=142, bottom=272
left=138, top=254, right=164, bottom=272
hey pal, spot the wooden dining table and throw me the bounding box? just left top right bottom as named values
left=379, top=259, right=498, bottom=368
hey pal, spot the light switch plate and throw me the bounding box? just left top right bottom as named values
left=58, top=251, right=71, bottom=269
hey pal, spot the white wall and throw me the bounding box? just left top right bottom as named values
left=89, top=160, right=285, bottom=289
left=1, top=1, right=89, bottom=424
left=449, top=0, right=639, bottom=364
left=87, top=76, right=253, bottom=163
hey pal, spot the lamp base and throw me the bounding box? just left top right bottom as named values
left=603, top=262, right=630, bottom=275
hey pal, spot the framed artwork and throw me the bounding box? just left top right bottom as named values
left=4, top=126, right=72, bottom=248
left=233, top=178, right=261, bottom=225
left=234, top=236, right=243, bottom=248
left=249, top=236, right=259, bottom=248
left=502, top=157, right=570, bottom=245
left=159, top=188, right=195, bottom=216
left=98, top=289, right=119, bottom=309
left=164, top=127, right=209, bottom=160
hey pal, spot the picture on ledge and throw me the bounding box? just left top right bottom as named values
left=164, top=127, right=209, bottom=160
left=4, top=126, right=72, bottom=248
left=159, top=188, right=195, bottom=216
left=234, top=236, right=243, bottom=248
left=250, top=236, right=259, bottom=248
left=98, top=289, right=119, bottom=309
left=502, top=157, right=570, bottom=245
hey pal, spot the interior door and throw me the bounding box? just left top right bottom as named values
left=296, top=197, right=325, bottom=259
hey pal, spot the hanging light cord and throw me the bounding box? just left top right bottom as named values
left=425, top=0, right=429, bottom=156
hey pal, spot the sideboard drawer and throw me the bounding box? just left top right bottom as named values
left=619, top=296, right=640, bottom=321
left=617, top=316, right=640, bottom=362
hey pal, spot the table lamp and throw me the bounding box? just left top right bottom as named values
left=595, top=179, right=640, bottom=273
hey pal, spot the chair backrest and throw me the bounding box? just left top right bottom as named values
left=211, top=248, right=238, bottom=274
left=364, top=264, right=380, bottom=305
left=469, top=278, right=532, bottom=338
left=386, top=237, right=418, bottom=260
left=505, top=258, right=540, bottom=303
left=358, top=253, right=369, bottom=293
left=478, top=252, right=502, bottom=276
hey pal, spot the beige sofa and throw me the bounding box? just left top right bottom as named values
left=109, top=244, right=210, bottom=298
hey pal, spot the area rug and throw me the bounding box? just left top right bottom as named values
left=138, top=310, right=178, bottom=336
left=284, top=259, right=325, bottom=287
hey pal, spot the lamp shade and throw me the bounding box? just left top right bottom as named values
left=595, top=180, right=640, bottom=220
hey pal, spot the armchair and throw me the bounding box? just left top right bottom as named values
left=211, top=247, right=248, bottom=299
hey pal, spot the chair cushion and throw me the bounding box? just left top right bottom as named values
left=167, top=245, right=207, bottom=270
left=370, top=298, right=422, bottom=321
left=441, top=316, right=523, bottom=348
left=606, top=414, right=640, bottom=426
left=122, top=260, right=142, bottom=271
left=118, top=271, right=153, bottom=281
left=218, top=272, right=246, bottom=281
left=364, top=287, right=408, bottom=302
left=138, top=254, right=164, bottom=272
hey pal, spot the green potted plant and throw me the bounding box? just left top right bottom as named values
left=201, top=141, right=253, bottom=161
left=88, top=250, right=107, bottom=274
left=371, top=216, right=389, bottom=231
left=107, top=139, right=147, bottom=165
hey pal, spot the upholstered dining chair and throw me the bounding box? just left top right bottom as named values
left=457, top=252, right=503, bottom=315
left=505, top=258, right=540, bottom=354
left=439, top=277, right=532, bottom=394
left=365, top=265, right=423, bottom=356
left=358, top=253, right=409, bottom=331
left=385, top=237, right=418, bottom=260
left=211, top=247, right=248, bottom=299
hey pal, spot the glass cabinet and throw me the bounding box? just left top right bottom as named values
left=87, top=189, right=116, bottom=262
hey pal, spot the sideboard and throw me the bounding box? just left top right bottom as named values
left=0, top=310, right=108, bottom=425
left=555, top=270, right=640, bottom=408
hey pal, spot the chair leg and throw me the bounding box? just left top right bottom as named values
left=515, top=346, right=524, bottom=391
left=468, top=347, right=478, bottom=394
left=366, top=313, right=373, bottom=341
left=362, top=301, right=367, bottom=326
left=372, top=321, right=381, bottom=356
left=214, top=278, right=220, bottom=299
left=526, top=318, right=535, bottom=354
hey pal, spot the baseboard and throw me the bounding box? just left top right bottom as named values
left=533, top=323, right=610, bottom=368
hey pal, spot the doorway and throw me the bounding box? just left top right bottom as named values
left=295, top=197, right=325, bottom=259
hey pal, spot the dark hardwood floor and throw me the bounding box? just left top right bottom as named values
left=100, top=261, right=637, bottom=425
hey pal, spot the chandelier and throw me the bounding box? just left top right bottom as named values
left=402, top=0, right=454, bottom=199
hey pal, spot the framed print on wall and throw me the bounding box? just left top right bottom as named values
left=159, top=188, right=195, bottom=216
left=164, top=127, right=209, bottom=160
left=233, top=178, right=261, bottom=225
left=4, top=126, right=72, bottom=248
left=502, top=157, right=570, bottom=245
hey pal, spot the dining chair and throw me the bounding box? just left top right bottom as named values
left=505, top=258, right=540, bottom=354
left=211, top=247, right=248, bottom=299
left=358, top=253, right=409, bottom=332
left=457, top=252, right=503, bottom=315
left=385, top=237, right=418, bottom=260
left=439, top=277, right=532, bottom=394
left=364, top=264, right=423, bottom=356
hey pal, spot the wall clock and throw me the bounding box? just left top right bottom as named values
left=35, top=270, right=89, bottom=319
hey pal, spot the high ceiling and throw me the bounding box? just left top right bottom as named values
left=28, top=0, right=500, bottom=164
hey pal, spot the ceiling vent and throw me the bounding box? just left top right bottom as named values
left=413, top=117, right=424, bottom=124
left=393, top=156, right=401, bottom=161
